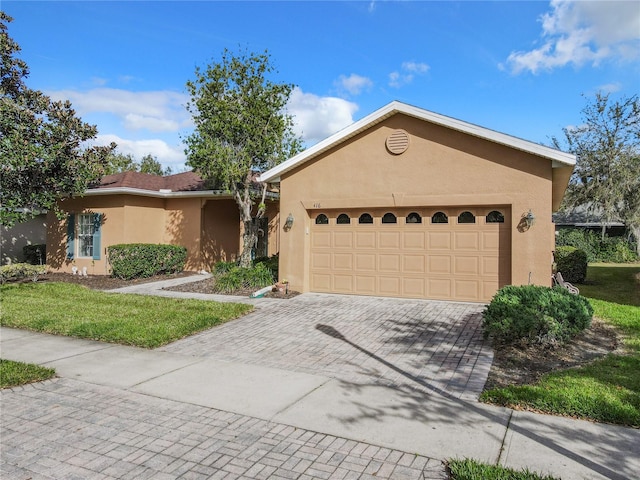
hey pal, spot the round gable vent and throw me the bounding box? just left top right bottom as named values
left=386, top=129, right=410, bottom=155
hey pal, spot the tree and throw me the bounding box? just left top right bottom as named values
left=185, top=49, right=302, bottom=267
left=0, top=12, right=114, bottom=227
left=104, top=151, right=172, bottom=176
left=554, top=93, right=640, bottom=254
left=104, top=151, right=137, bottom=174
left=139, top=153, right=172, bottom=176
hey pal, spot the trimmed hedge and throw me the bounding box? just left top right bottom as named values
left=0, top=263, right=47, bottom=284
left=554, top=246, right=588, bottom=283
left=483, top=285, right=593, bottom=346
left=107, top=244, right=187, bottom=280
left=22, top=244, right=46, bottom=265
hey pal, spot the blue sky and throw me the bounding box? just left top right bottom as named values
left=4, top=1, right=639, bottom=172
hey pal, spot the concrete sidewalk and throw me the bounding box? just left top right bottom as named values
left=2, top=325, right=638, bottom=480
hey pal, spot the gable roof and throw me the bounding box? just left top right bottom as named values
left=260, top=101, right=576, bottom=183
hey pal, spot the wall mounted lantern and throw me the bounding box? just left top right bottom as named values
left=284, top=213, right=294, bottom=231
left=524, top=209, right=536, bottom=228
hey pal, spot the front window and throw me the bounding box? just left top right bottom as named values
left=78, top=214, right=95, bottom=257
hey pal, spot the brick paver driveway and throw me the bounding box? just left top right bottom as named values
left=161, top=293, right=491, bottom=400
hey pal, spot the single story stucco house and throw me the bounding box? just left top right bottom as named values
left=45, top=101, right=574, bottom=303
left=46, top=171, right=279, bottom=275
left=260, top=101, right=575, bottom=302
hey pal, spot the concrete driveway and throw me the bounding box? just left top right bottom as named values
left=160, top=293, right=491, bottom=400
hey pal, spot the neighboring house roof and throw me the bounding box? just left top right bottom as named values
left=260, top=100, right=577, bottom=183
left=553, top=205, right=625, bottom=227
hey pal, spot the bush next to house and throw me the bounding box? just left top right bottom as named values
left=483, top=285, right=593, bottom=346
left=253, top=253, right=279, bottom=281
left=554, top=246, right=588, bottom=283
left=0, top=263, right=47, bottom=284
left=108, top=244, right=187, bottom=280
left=213, top=262, right=274, bottom=294
left=22, top=244, right=46, bottom=265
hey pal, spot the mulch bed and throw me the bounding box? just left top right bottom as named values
left=36, top=271, right=196, bottom=290
left=483, top=318, right=621, bottom=390
left=165, top=277, right=301, bottom=299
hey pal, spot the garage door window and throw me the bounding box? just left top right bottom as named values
left=458, top=211, right=476, bottom=224
left=486, top=210, right=505, bottom=223
left=315, top=214, right=329, bottom=225
left=382, top=212, right=397, bottom=224
left=406, top=212, right=422, bottom=224
left=337, top=213, right=351, bottom=224
left=359, top=213, right=374, bottom=224
left=432, top=211, right=448, bottom=224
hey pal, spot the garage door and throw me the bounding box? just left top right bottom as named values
left=310, top=207, right=511, bottom=302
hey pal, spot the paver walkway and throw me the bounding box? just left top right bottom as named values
left=2, top=378, right=446, bottom=480
left=161, top=293, right=490, bottom=400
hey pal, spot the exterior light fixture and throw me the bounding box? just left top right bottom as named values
left=524, top=210, right=536, bottom=228
left=284, top=213, right=294, bottom=231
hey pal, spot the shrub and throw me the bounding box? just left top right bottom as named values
left=253, top=253, right=279, bottom=281
left=0, top=263, right=47, bottom=284
left=556, top=228, right=638, bottom=263
left=213, top=260, right=237, bottom=274
left=213, top=263, right=274, bottom=294
left=554, top=246, right=588, bottom=283
left=22, top=244, right=46, bottom=265
left=483, top=285, right=593, bottom=346
left=107, top=244, right=187, bottom=280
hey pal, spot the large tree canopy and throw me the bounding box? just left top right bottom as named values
left=0, top=12, right=114, bottom=227
left=185, top=49, right=302, bottom=267
left=554, top=92, right=640, bottom=253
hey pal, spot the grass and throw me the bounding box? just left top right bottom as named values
left=0, top=359, right=56, bottom=388
left=447, top=458, right=559, bottom=480
left=0, top=282, right=253, bottom=348
left=481, top=263, right=640, bottom=427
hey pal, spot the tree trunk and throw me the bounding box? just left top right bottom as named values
left=238, top=220, right=257, bottom=268
left=632, top=225, right=640, bottom=257
left=234, top=179, right=268, bottom=268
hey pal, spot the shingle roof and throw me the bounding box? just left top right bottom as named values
left=94, top=171, right=205, bottom=192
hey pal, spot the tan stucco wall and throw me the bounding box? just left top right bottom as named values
left=1, top=214, right=48, bottom=264
left=278, top=113, right=558, bottom=296
left=47, top=194, right=280, bottom=275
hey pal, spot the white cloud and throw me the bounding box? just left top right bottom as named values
left=287, top=88, right=359, bottom=145
left=47, top=88, right=191, bottom=133
left=389, top=61, right=430, bottom=88
left=95, top=134, right=187, bottom=171
left=505, top=0, right=640, bottom=74
left=334, top=73, right=373, bottom=96
left=402, top=61, right=430, bottom=74
left=597, top=82, right=622, bottom=94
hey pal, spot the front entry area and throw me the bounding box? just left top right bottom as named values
left=310, top=207, right=511, bottom=302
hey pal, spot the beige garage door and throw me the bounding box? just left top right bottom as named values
left=310, top=208, right=511, bottom=302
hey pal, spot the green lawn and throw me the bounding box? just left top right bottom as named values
left=0, top=359, right=56, bottom=388
left=447, top=459, right=559, bottom=480
left=481, top=263, right=640, bottom=427
left=0, top=282, right=253, bottom=348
